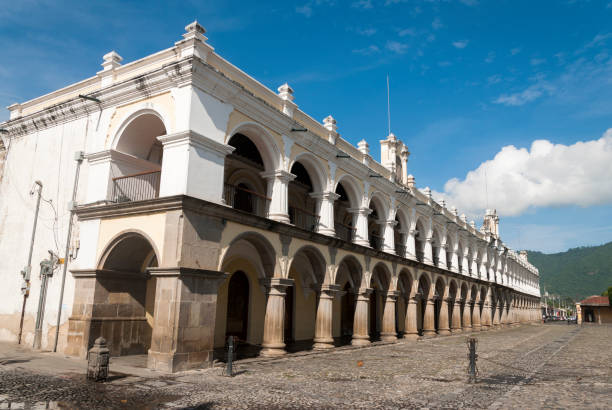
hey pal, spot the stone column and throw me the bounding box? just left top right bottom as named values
left=501, top=304, right=509, bottom=326
left=352, top=288, right=372, bottom=346
left=261, top=170, right=296, bottom=224
left=492, top=304, right=500, bottom=328
left=451, top=299, right=462, bottom=333
left=472, top=302, right=481, bottom=331
left=422, top=297, right=437, bottom=337
left=382, top=220, right=397, bottom=254
left=424, top=236, right=434, bottom=264
left=461, top=251, right=470, bottom=276
left=438, top=244, right=448, bottom=268
left=481, top=299, right=491, bottom=331
left=406, top=229, right=417, bottom=260
left=403, top=296, right=419, bottom=340
left=261, top=278, right=293, bottom=356
left=350, top=207, right=372, bottom=247
left=313, top=284, right=340, bottom=350
left=438, top=298, right=451, bottom=335
left=463, top=301, right=473, bottom=331
left=147, top=268, right=228, bottom=372
left=451, top=248, right=460, bottom=273
left=381, top=291, right=398, bottom=342
left=471, top=256, right=479, bottom=278
left=311, top=191, right=339, bottom=236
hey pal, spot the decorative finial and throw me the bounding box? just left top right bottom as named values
left=278, top=83, right=294, bottom=101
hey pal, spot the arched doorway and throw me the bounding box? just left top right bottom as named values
left=224, top=133, right=270, bottom=217
left=417, top=275, right=430, bottom=336
left=335, top=256, right=361, bottom=346
left=94, top=232, right=158, bottom=356
left=226, top=271, right=249, bottom=342
left=414, top=219, right=426, bottom=262
left=111, top=113, right=166, bottom=202
left=288, top=161, right=318, bottom=232
left=368, top=196, right=387, bottom=251
left=334, top=181, right=356, bottom=242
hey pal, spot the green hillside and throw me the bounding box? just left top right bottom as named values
left=527, top=242, right=612, bottom=302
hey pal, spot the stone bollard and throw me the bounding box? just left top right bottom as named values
left=87, top=337, right=110, bottom=382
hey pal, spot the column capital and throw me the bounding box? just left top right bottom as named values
left=318, top=284, right=341, bottom=297
left=348, top=207, right=373, bottom=216
left=260, top=169, right=296, bottom=182
left=261, top=277, right=294, bottom=292
left=310, top=191, right=341, bottom=201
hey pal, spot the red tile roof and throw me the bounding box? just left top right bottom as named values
left=579, top=295, right=610, bottom=306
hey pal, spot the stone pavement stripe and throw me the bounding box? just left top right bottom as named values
left=486, top=327, right=582, bottom=410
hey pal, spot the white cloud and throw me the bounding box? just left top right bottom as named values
left=452, top=40, right=469, bottom=49
left=432, top=17, right=443, bottom=30
left=357, top=27, right=377, bottom=36
left=485, top=51, right=495, bottom=63
left=436, top=129, right=612, bottom=217
left=295, top=4, right=313, bottom=17
left=398, top=27, right=416, bottom=37
left=487, top=74, right=502, bottom=85
left=352, top=0, right=373, bottom=9
left=438, top=61, right=452, bottom=67
left=386, top=40, right=408, bottom=54
left=493, top=82, right=554, bottom=106
left=530, top=58, right=546, bottom=66
left=510, top=47, right=522, bottom=56
left=353, top=45, right=380, bottom=55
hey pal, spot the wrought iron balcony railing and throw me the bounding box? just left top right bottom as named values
left=289, top=206, right=320, bottom=232
left=334, top=222, right=355, bottom=242
left=223, top=183, right=270, bottom=218
left=111, top=170, right=160, bottom=203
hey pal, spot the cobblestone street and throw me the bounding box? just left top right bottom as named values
left=1, top=324, right=610, bottom=409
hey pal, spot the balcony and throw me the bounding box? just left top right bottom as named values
left=223, top=183, right=270, bottom=218
left=395, top=244, right=406, bottom=258
left=369, top=234, right=383, bottom=251
left=334, top=222, right=355, bottom=242
left=110, top=171, right=160, bottom=203
left=289, top=206, right=320, bottom=232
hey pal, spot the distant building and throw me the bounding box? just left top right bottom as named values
left=577, top=296, right=612, bottom=324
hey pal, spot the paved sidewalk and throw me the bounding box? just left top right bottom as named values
left=1, top=324, right=610, bottom=409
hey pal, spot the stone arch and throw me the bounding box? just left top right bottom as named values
left=414, top=217, right=427, bottom=262
left=369, top=262, right=391, bottom=340
left=288, top=245, right=327, bottom=290
left=215, top=232, right=278, bottom=351
left=94, top=231, right=159, bottom=357
left=335, top=254, right=363, bottom=341
left=112, top=109, right=167, bottom=164
left=367, top=193, right=388, bottom=250
left=97, top=230, right=160, bottom=272
left=288, top=152, right=328, bottom=194
left=445, top=233, right=455, bottom=270
left=226, top=122, right=281, bottom=172
left=218, top=231, right=277, bottom=280
left=431, top=227, right=443, bottom=267
left=334, top=174, right=362, bottom=209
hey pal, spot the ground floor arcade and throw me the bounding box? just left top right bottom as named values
left=67, top=196, right=541, bottom=372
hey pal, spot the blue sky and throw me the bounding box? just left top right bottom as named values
left=2, top=0, right=612, bottom=253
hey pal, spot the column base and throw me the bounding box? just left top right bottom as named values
left=481, top=325, right=490, bottom=331
left=403, top=332, right=419, bottom=341
left=147, top=349, right=213, bottom=373
left=354, top=240, right=370, bottom=247
left=313, top=338, right=334, bottom=350
left=472, top=325, right=481, bottom=331
left=451, top=328, right=463, bottom=333
left=267, top=213, right=291, bottom=224
left=380, top=333, right=397, bottom=342
left=438, top=329, right=451, bottom=336
left=351, top=336, right=371, bottom=346
left=462, top=326, right=472, bottom=332
left=260, top=346, right=287, bottom=357
left=422, top=330, right=437, bottom=338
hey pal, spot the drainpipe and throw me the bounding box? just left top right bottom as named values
left=53, top=151, right=84, bottom=352
left=18, top=180, right=43, bottom=344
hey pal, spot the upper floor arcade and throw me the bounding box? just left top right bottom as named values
left=0, top=21, right=540, bottom=298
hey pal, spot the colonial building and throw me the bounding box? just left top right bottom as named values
left=0, top=22, right=541, bottom=372
left=577, top=296, right=612, bottom=324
